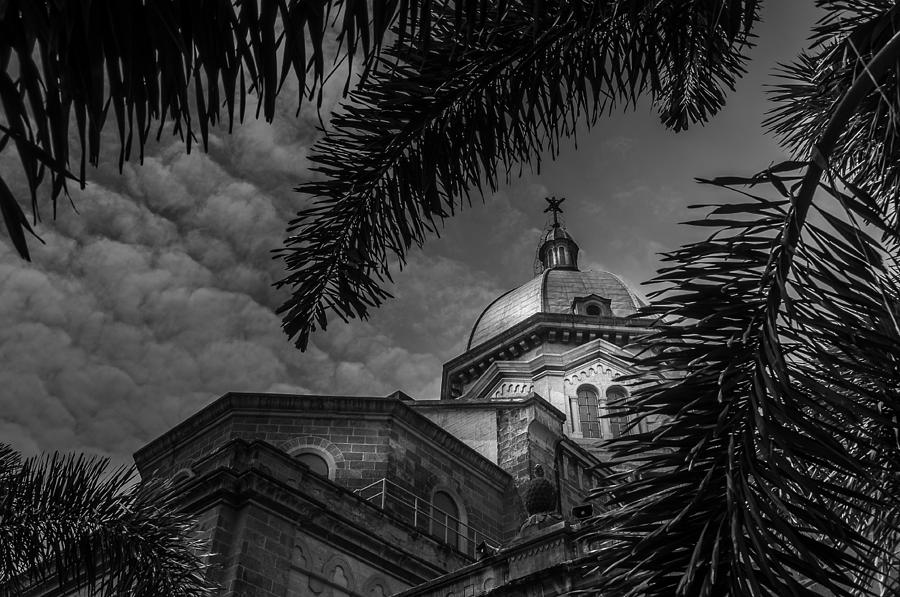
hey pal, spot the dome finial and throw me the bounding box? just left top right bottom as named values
left=535, top=196, right=579, bottom=274
left=544, top=195, right=565, bottom=229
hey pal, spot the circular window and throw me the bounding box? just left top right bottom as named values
left=586, top=304, right=601, bottom=316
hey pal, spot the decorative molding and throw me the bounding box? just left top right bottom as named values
left=172, top=467, right=196, bottom=483
left=459, top=337, right=635, bottom=401
left=281, top=437, right=343, bottom=480
left=563, top=362, right=623, bottom=386
left=409, top=394, right=566, bottom=423
left=281, top=436, right=344, bottom=467
left=444, top=311, right=657, bottom=399
left=491, top=381, right=535, bottom=398
left=362, top=574, right=392, bottom=597
left=570, top=294, right=612, bottom=317
left=322, top=553, right=357, bottom=592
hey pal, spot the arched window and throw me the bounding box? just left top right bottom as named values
left=432, top=491, right=460, bottom=547
left=283, top=437, right=343, bottom=481
left=172, top=467, right=195, bottom=484
left=606, top=385, right=629, bottom=438
left=585, top=304, right=601, bottom=316
left=296, top=451, right=330, bottom=477
left=577, top=385, right=602, bottom=438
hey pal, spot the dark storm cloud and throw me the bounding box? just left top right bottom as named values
left=0, top=69, right=500, bottom=464
left=0, top=3, right=821, bottom=466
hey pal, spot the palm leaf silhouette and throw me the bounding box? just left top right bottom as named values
left=0, top=443, right=214, bottom=596
left=276, top=0, right=760, bottom=349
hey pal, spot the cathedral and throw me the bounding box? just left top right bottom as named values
left=130, top=201, right=659, bottom=596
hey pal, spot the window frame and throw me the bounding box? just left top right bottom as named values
left=429, top=487, right=468, bottom=552
left=289, top=446, right=337, bottom=480
left=606, top=385, right=630, bottom=439
left=576, top=384, right=602, bottom=438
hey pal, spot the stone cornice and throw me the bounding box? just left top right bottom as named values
left=410, top=393, right=566, bottom=423
left=177, top=439, right=464, bottom=582
left=442, top=313, right=656, bottom=399
left=134, top=393, right=511, bottom=488
left=392, top=523, right=579, bottom=597
left=459, top=337, right=636, bottom=401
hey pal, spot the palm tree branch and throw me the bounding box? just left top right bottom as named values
left=276, top=0, right=760, bottom=349
left=0, top=445, right=213, bottom=596
left=587, top=13, right=900, bottom=587
left=766, top=2, right=900, bottom=230
left=764, top=23, right=900, bottom=324
left=0, top=0, right=506, bottom=260
left=584, top=165, right=900, bottom=596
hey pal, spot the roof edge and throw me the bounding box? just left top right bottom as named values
left=466, top=285, right=516, bottom=350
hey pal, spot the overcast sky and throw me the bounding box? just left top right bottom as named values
left=0, top=3, right=820, bottom=467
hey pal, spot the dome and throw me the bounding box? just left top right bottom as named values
left=467, top=269, right=646, bottom=349
left=541, top=226, right=574, bottom=242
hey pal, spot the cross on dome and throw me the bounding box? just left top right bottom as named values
left=543, top=196, right=566, bottom=228
left=535, top=196, right=579, bottom=274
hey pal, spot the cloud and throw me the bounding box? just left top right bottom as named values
left=0, top=78, right=461, bottom=465
left=3, top=6, right=795, bottom=469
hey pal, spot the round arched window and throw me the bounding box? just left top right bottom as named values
left=296, top=451, right=330, bottom=477
left=606, top=386, right=629, bottom=438
left=576, top=385, right=602, bottom=438
left=585, top=304, right=601, bottom=316
left=432, top=491, right=460, bottom=547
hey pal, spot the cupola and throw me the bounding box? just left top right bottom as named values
left=536, top=196, right=579, bottom=272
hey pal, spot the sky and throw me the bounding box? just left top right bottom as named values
left=0, top=3, right=820, bottom=467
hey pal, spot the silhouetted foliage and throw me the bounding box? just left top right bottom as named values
left=276, top=0, right=761, bottom=349
left=4, top=1, right=900, bottom=595
left=0, top=443, right=214, bottom=596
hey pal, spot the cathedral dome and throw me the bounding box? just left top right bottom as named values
left=466, top=268, right=646, bottom=349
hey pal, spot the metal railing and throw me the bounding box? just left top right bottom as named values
left=355, top=478, right=498, bottom=559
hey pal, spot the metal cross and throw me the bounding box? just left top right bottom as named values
left=543, top=196, right=566, bottom=227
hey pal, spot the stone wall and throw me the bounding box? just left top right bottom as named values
left=173, top=439, right=469, bottom=596
left=134, top=395, right=396, bottom=491
left=135, top=394, right=519, bottom=556
left=290, top=530, right=403, bottom=597
left=497, top=407, right=531, bottom=487
left=387, top=418, right=513, bottom=547
left=233, top=412, right=392, bottom=491
left=556, top=445, right=602, bottom=517
left=395, top=523, right=592, bottom=597
left=414, top=406, right=498, bottom=462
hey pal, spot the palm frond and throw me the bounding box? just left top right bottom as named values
left=0, top=444, right=213, bottom=596
left=766, top=1, right=900, bottom=231
left=275, top=0, right=761, bottom=350
left=580, top=163, right=900, bottom=596
left=580, top=6, right=900, bottom=593
left=0, top=0, right=498, bottom=260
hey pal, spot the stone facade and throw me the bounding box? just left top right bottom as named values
left=395, top=520, right=603, bottom=597
left=118, top=384, right=620, bottom=597
left=19, top=213, right=663, bottom=597
left=125, top=217, right=660, bottom=597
